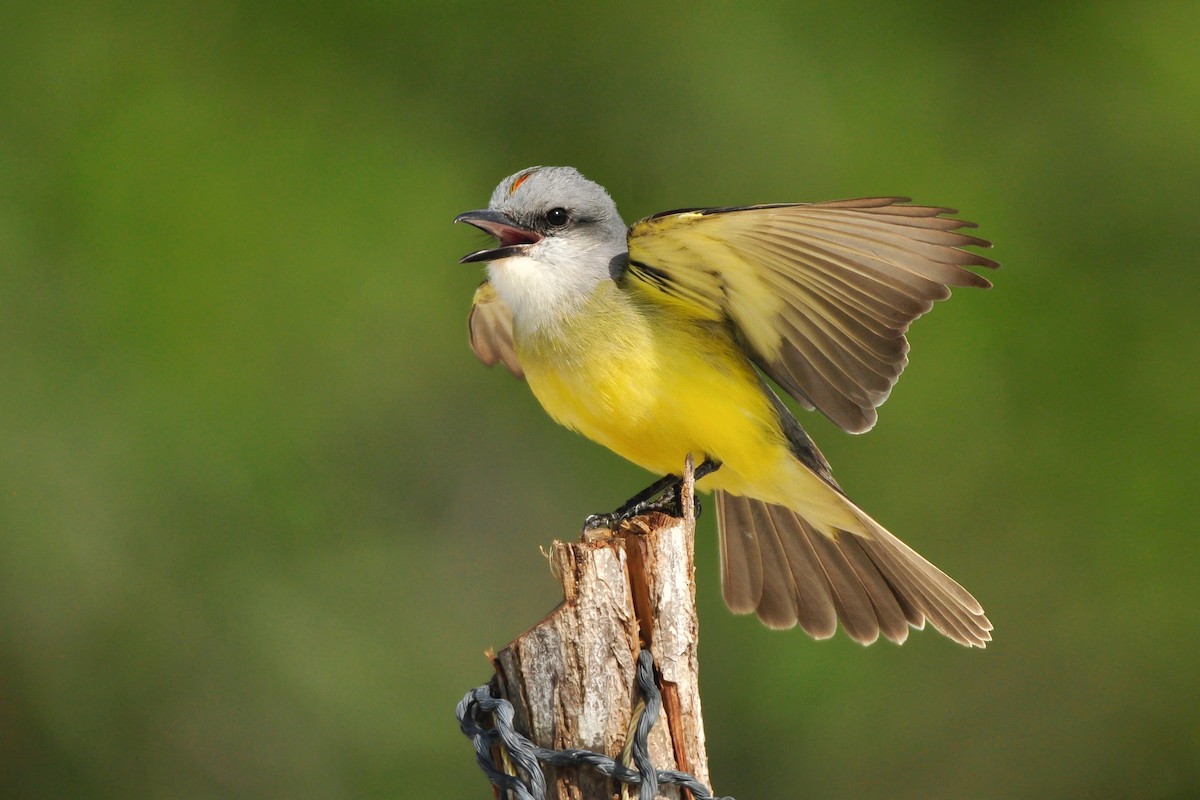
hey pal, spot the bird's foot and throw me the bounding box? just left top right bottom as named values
left=644, top=483, right=703, bottom=519
left=581, top=510, right=624, bottom=533
left=581, top=459, right=720, bottom=532
left=581, top=490, right=697, bottom=532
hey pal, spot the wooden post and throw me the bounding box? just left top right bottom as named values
left=490, top=457, right=710, bottom=799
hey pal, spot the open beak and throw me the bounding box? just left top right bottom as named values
left=454, top=209, right=542, bottom=263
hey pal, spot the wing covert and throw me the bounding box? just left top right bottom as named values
left=627, top=199, right=997, bottom=432
left=468, top=280, right=523, bottom=378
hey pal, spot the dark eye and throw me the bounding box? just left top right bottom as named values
left=544, top=207, right=570, bottom=227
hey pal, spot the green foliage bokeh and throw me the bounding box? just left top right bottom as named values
left=2, top=2, right=1198, bottom=798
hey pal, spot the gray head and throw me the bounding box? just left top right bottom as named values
left=455, top=167, right=629, bottom=330
left=455, top=166, right=627, bottom=263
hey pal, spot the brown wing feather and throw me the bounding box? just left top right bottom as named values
left=628, top=199, right=997, bottom=432
left=468, top=281, right=523, bottom=378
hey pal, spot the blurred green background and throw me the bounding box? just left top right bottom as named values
left=3, top=2, right=1198, bottom=798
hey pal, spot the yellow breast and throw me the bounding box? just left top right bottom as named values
left=514, top=282, right=790, bottom=493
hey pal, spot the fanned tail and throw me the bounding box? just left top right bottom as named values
left=716, top=491, right=991, bottom=647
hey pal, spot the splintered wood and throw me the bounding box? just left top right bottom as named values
left=491, top=468, right=709, bottom=800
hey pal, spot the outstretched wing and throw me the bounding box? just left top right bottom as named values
left=626, top=199, right=998, bottom=433
left=468, top=280, right=523, bottom=378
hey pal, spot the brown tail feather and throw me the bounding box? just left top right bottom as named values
left=716, top=491, right=991, bottom=647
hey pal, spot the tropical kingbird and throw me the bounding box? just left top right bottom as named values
left=455, top=166, right=996, bottom=647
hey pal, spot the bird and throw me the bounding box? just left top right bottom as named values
left=454, top=166, right=996, bottom=647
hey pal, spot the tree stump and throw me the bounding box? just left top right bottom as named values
left=489, top=460, right=710, bottom=799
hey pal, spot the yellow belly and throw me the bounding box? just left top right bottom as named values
left=516, top=284, right=790, bottom=496
left=514, top=282, right=870, bottom=536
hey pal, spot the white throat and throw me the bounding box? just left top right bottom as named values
left=486, top=238, right=619, bottom=335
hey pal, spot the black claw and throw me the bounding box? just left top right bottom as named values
left=638, top=487, right=684, bottom=518
left=582, top=512, right=619, bottom=532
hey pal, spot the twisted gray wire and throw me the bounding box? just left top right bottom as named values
left=457, top=649, right=733, bottom=800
